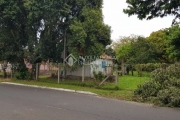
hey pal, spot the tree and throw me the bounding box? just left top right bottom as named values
left=68, top=7, right=111, bottom=58
left=0, top=0, right=111, bottom=79
left=0, top=0, right=29, bottom=78
left=105, top=46, right=116, bottom=57
left=165, top=23, right=180, bottom=61
left=115, top=36, right=136, bottom=75
left=131, top=36, right=156, bottom=64
left=123, top=0, right=180, bottom=23
left=146, top=30, right=169, bottom=63
left=115, top=35, right=156, bottom=75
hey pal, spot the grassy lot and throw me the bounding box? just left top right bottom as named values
left=1, top=71, right=151, bottom=101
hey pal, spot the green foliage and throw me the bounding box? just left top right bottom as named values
left=135, top=63, right=180, bottom=107
left=124, top=1, right=180, bottom=63
left=116, top=43, right=132, bottom=62
left=156, top=87, right=180, bottom=107
left=0, top=0, right=111, bottom=80
left=134, top=81, right=160, bottom=99
left=132, top=37, right=156, bottom=64
left=123, top=0, right=180, bottom=23
left=15, top=71, right=31, bottom=80
left=134, top=64, right=144, bottom=77
left=133, top=63, right=169, bottom=77
left=146, top=30, right=169, bottom=63
left=15, top=65, right=31, bottom=80
left=68, top=7, right=111, bottom=56
left=165, top=23, right=180, bottom=61
left=93, top=71, right=104, bottom=81
left=105, top=47, right=115, bottom=57
left=115, top=35, right=157, bottom=65
left=115, top=36, right=135, bottom=66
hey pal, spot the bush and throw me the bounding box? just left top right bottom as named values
left=156, top=87, right=180, bottom=107
left=134, top=81, right=161, bottom=99
left=134, top=63, right=180, bottom=107
left=15, top=64, right=31, bottom=80
left=151, top=68, right=168, bottom=85
left=166, top=63, right=180, bottom=79
left=15, top=71, right=31, bottom=80
left=93, top=71, right=105, bottom=81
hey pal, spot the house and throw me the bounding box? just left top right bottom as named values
left=66, top=53, right=114, bottom=78
left=90, top=53, right=114, bottom=77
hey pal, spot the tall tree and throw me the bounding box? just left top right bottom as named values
left=68, top=3, right=111, bottom=58
left=0, top=0, right=29, bottom=78
left=0, top=0, right=111, bottom=78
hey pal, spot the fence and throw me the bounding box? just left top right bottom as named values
left=0, top=62, right=118, bottom=86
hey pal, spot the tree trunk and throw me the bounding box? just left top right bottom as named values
left=121, top=59, right=125, bottom=75
left=31, top=64, right=36, bottom=80
left=131, top=65, right=134, bottom=76
left=2, top=68, right=7, bottom=78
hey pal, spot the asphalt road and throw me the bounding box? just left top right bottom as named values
left=0, top=84, right=180, bottom=120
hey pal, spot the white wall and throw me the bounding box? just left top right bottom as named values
left=90, top=59, right=113, bottom=77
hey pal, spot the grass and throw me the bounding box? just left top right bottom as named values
left=11, top=79, right=135, bottom=100
left=0, top=72, right=3, bottom=76
left=1, top=71, right=151, bottom=101
left=0, top=78, right=11, bottom=82
left=119, top=75, right=150, bottom=90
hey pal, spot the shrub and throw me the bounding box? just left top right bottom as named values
left=15, top=64, right=31, bottom=80
left=151, top=68, right=168, bottom=85
left=15, top=71, right=31, bottom=80
left=166, top=63, right=180, bottom=79
left=156, top=87, right=180, bottom=107
left=134, top=81, right=161, bottom=99
left=93, top=71, right=105, bottom=81
left=134, top=63, right=180, bottom=107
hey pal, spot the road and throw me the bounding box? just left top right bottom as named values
left=0, top=84, right=179, bottom=120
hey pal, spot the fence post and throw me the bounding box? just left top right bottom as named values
left=11, top=64, right=13, bottom=79
left=62, top=65, right=65, bottom=81
left=82, top=64, right=85, bottom=83
left=115, top=64, right=118, bottom=86
left=58, top=63, right=60, bottom=84
left=36, top=63, right=38, bottom=80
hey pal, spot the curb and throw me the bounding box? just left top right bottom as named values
left=1, top=82, right=98, bottom=96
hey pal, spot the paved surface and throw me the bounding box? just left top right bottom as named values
left=0, top=84, right=180, bottom=120
left=1, top=82, right=97, bottom=96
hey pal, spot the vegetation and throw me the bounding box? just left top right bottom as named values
left=165, top=23, right=180, bottom=61
left=0, top=71, right=149, bottom=101
left=123, top=0, right=180, bottom=23
left=93, top=71, right=105, bottom=81
left=116, top=0, right=180, bottom=107
left=0, top=0, right=111, bottom=79
left=1, top=0, right=180, bottom=108
left=135, top=63, right=180, bottom=107
left=146, top=30, right=169, bottom=63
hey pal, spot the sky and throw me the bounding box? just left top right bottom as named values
left=102, top=0, right=175, bottom=41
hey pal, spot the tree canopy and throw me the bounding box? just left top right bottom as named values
left=165, top=23, right=180, bottom=61
left=115, top=35, right=156, bottom=65
left=146, top=30, right=169, bottom=63
left=0, top=0, right=111, bottom=63
left=123, top=0, right=180, bottom=23
left=0, top=0, right=111, bottom=79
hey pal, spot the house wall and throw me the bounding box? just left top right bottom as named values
left=90, top=59, right=113, bottom=77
